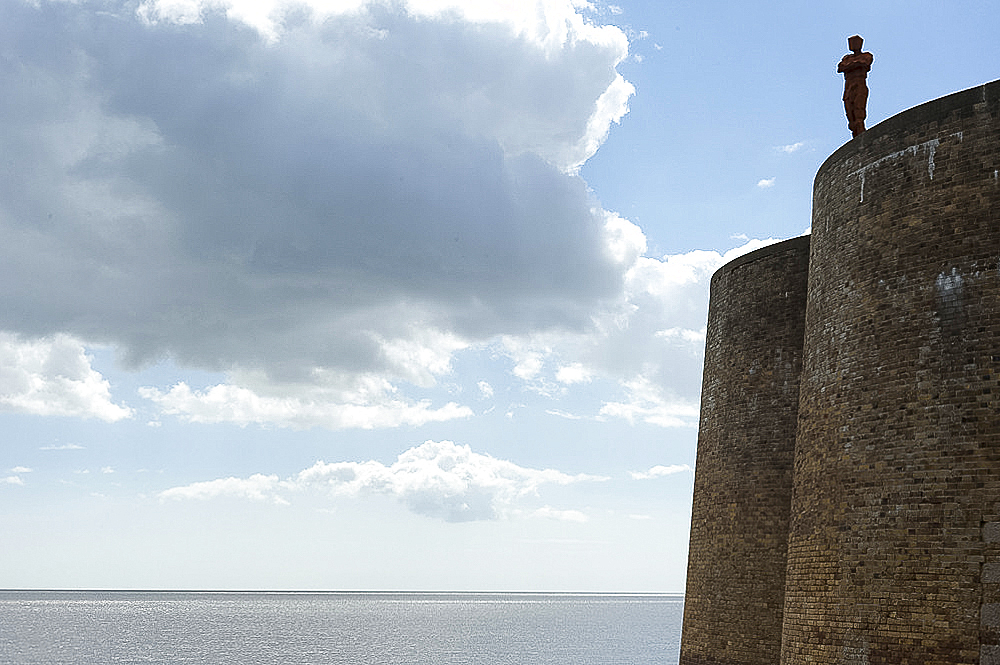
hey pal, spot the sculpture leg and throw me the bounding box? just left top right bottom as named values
left=844, top=84, right=868, bottom=137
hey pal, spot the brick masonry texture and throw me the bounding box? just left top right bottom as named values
left=680, top=236, right=810, bottom=665
left=680, top=78, right=1000, bottom=665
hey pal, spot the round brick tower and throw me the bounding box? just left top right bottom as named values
left=782, top=80, right=1000, bottom=665
left=680, top=235, right=810, bottom=665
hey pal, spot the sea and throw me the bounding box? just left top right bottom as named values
left=0, top=591, right=683, bottom=665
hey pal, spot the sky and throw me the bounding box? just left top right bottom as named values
left=1, top=0, right=997, bottom=592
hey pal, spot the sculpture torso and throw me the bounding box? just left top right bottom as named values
left=838, top=51, right=873, bottom=80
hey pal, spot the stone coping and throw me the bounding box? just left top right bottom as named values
left=713, top=234, right=811, bottom=277
left=817, top=77, right=1000, bottom=183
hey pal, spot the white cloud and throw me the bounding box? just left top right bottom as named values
left=529, top=505, right=589, bottom=522
left=495, top=242, right=716, bottom=399
left=39, top=443, right=85, bottom=451
left=492, top=236, right=792, bottom=424
left=477, top=381, right=494, bottom=399
left=373, top=329, right=468, bottom=388
left=555, top=363, right=593, bottom=385
left=101, top=467, right=115, bottom=474
left=501, top=336, right=555, bottom=387
left=757, top=177, right=776, bottom=188
left=545, top=409, right=586, bottom=420
left=140, top=380, right=472, bottom=430
left=603, top=210, right=648, bottom=266
left=139, top=0, right=633, bottom=82
left=161, top=440, right=607, bottom=521
left=655, top=327, right=705, bottom=343
left=775, top=141, right=806, bottom=153
left=655, top=327, right=706, bottom=353
left=11, top=466, right=32, bottom=473
left=718, top=237, right=790, bottom=263
left=0, top=333, right=132, bottom=422
left=630, top=464, right=693, bottom=480
left=599, top=375, right=699, bottom=428
left=160, top=473, right=288, bottom=503
left=2, top=476, right=25, bottom=486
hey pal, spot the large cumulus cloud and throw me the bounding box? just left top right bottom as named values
left=0, top=0, right=635, bottom=396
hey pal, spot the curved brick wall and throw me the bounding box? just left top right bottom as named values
left=680, top=235, right=810, bottom=665
left=782, top=80, right=1000, bottom=665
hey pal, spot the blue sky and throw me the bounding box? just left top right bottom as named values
left=0, top=0, right=997, bottom=591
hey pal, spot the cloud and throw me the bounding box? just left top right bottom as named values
left=486, top=237, right=794, bottom=425
left=545, top=409, right=586, bottom=420
left=655, top=327, right=706, bottom=352
left=630, top=464, right=692, bottom=480
left=775, top=141, right=806, bottom=153
left=0, top=333, right=132, bottom=422
left=600, top=375, right=699, bottom=428
left=160, top=473, right=288, bottom=503
left=757, top=177, right=776, bottom=188
left=555, top=363, right=593, bottom=385
left=0, top=0, right=634, bottom=403
left=11, top=466, right=33, bottom=473
left=477, top=381, right=494, bottom=399
left=160, top=440, right=607, bottom=521
left=503, top=338, right=551, bottom=383
left=39, top=443, right=85, bottom=451
left=528, top=505, right=589, bottom=522
left=139, top=379, right=472, bottom=429
left=2, top=476, right=25, bottom=486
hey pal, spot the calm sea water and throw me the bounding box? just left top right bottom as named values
left=0, top=591, right=682, bottom=664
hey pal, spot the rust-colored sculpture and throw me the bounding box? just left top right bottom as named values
left=838, top=35, right=873, bottom=137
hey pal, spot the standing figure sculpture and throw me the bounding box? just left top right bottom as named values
left=838, top=35, right=873, bottom=137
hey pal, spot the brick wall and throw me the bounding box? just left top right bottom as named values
left=781, top=79, right=1000, bottom=665
left=680, top=236, right=810, bottom=665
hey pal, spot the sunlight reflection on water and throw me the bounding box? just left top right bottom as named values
left=0, top=591, right=682, bottom=665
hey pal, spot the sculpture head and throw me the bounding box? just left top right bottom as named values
left=848, top=35, right=864, bottom=53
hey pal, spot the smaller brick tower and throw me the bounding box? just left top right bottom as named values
left=679, top=236, right=810, bottom=665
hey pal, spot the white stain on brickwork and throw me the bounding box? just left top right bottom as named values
left=842, top=641, right=870, bottom=665
left=850, top=132, right=964, bottom=202
left=936, top=267, right=964, bottom=311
